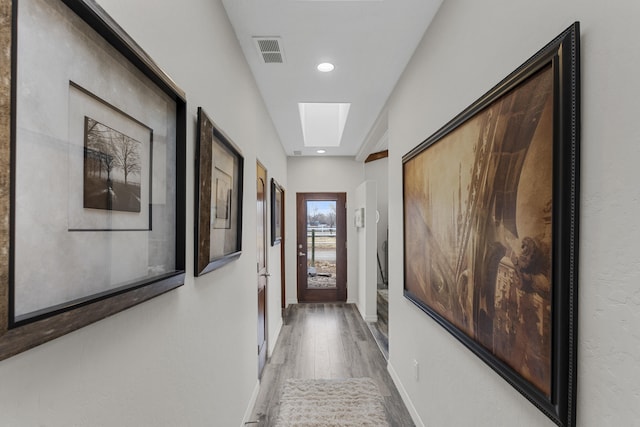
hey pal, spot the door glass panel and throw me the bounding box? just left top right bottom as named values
left=306, top=200, right=337, bottom=289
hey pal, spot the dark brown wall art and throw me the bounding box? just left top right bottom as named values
left=194, top=107, right=244, bottom=276
left=271, top=178, right=283, bottom=246
left=403, top=24, right=579, bottom=427
left=0, top=0, right=186, bottom=361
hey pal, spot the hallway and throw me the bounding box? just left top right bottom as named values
left=248, top=303, right=414, bottom=426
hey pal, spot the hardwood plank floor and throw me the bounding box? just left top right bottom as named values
left=247, top=303, right=414, bottom=426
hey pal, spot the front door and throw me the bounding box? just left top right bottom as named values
left=296, top=193, right=347, bottom=302
left=257, top=162, right=268, bottom=378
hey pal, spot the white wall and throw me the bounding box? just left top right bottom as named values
left=0, top=1, right=287, bottom=426
left=387, top=1, right=640, bottom=426
left=285, top=157, right=365, bottom=305
left=355, top=180, right=378, bottom=322
left=365, top=158, right=389, bottom=285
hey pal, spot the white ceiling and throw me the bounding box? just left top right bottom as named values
left=221, top=0, right=443, bottom=157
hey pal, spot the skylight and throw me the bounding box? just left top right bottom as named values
left=298, top=102, right=351, bottom=147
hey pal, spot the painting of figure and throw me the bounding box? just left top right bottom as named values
left=403, top=65, right=553, bottom=396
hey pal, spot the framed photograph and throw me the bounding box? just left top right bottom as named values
left=195, top=107, right=244, bottom=276
left=402, top=24, right=579, bottom=427
left=271, top=178, right=284, bottom=246
left=0, top=0, right=186, bottom=361
left=83, top=116, right=147, bottom=214
left=69, top=82, right=153, bottom=230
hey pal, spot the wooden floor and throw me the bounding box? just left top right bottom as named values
left=247, top=303, right=414, bottom=426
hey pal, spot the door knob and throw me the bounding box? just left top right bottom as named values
left=298, top=252, right=306, bottom=257
left=260, top=273, right=271, bottom=277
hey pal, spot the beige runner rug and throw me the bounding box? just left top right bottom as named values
left=275, top=377, right=389, bottom=427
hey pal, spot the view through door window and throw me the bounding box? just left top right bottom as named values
left=306, top=200, right=337, bottom=289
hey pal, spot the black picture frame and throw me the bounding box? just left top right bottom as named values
left=402, top=23, right=579, bottom=427
left=194, top=107, right=244, bottom=276
left=271, top=178, right=283, bottom=246
left=0, top=0, right=186, bottom=361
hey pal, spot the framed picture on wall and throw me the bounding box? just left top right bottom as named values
left=70, top=82, right=154, bottom=231
left=271, top=178, right=284, bottom=246
left=0, top=0, right=187, bottom=361
left=194, top=107, right=244, bottom=276
left=402, top=23, right=580, bottom=427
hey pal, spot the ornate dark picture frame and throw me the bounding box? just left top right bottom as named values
left=271, top=178, right=283, bottom=246
left=402, top=23, right=579, bottom=427
left=194, top=107, right=244, bottom=276
left=0, top=0, right=186, bottom=361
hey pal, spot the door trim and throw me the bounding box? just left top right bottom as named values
left=257, top=161, right=268, bottom=378
left=279, top=189, right=286, bottom=313
left=296, top=192, right=347, bottom=303
left=271, top=179, right=286, bottom=313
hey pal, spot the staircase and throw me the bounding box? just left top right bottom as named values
left=377, top=288, right=388, bottom=335
left=367, top=243, right=389, bottom=358
left=369, top=287, right=388, bottom=359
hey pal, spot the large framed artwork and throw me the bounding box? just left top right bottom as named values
left=194, top=107, right=244, bottom=276
left=402, top=24, right=579, bottom=427
left=271, top=178, right=283, bottom=246
left=0, top=0, right=186, bottom=361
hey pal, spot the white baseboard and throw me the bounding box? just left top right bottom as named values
left=240, top=380, right=261, bottom=427
left=355, top=301, right=378, bottom=323
left=387, top=362, right=425, bottom=427
left=268, top=318, right=283, bottom=357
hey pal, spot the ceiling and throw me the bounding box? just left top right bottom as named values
left=221, top=0, right=443, bottom=158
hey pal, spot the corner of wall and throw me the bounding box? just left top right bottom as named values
left=387, top=362, right=425, bottom=427
left=240, top=380, right=261, bottom=427
left=268, top=317, right=283, bottom=357
left=286, top=298, right=298, bottom=306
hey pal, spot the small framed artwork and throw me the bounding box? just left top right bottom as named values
left=0, top=0, right=186, bottom=361
left=195, top=107, right=244, bottom=276
left=402, top=24, right=579, bottom=427
left=83, top=116, right=147, bottom=214
left=271, top=178, right=284, bottom=246
left=71, top=82, right=153, bottom=231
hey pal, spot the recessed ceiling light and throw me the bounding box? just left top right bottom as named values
left=317, top=62, right=335, bottom=72
left=316, top=149, right=326, bottom=154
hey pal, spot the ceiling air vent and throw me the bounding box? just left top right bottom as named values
left=253, top=37, right=285, bottom=64
left=293, top=150, right=302, bottom=156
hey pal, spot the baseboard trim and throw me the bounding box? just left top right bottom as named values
left=387, top=362, right=425, bottom=427
left=268, top=317, right=283, bottom=357
left=355, top=301, right=378, bottom=323
left=240, top=380, right=261, bottom=427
